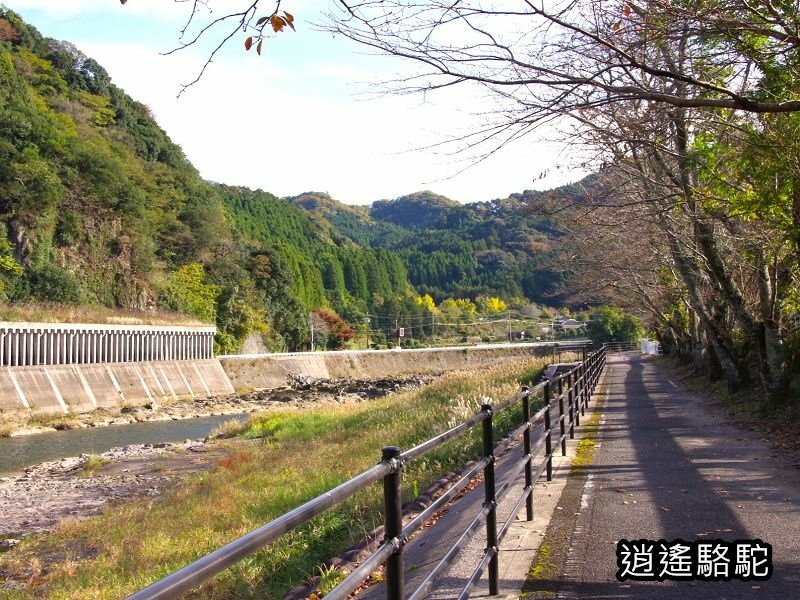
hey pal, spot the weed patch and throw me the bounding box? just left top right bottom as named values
left=78, top=455, right=108, bottom=477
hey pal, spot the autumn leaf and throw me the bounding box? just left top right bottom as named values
left=623, top=4, right=631, bottom=17
left=244, top=36, right=254, bottom=50
left=284, top=11, right=296, bottom=31
left=256, top=16, right=268, bottom=26
left=257, top=40, right=263, bottom=55
left=120, top=0, right=128, bottom=4
left=270, top=15, right=286, bottom=33
left=611, top=21, right=621, bottom=31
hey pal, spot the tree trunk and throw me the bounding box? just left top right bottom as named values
left=754, top=252, right=789, bottom=406
left=662, top=222, right=747, bottom=392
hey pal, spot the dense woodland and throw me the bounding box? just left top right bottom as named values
left=0, top=9, right=575, bottom=353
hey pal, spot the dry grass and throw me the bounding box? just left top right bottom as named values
left=0, top=302, right=208, bottom=327
left=0, top=357, right=557, bottom=599
left=209, top=418, right=248, bottom=440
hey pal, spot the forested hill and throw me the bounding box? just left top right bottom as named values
left=287, top=190, right=568, bottom=302
left=0, top=8, right=576, bottom=352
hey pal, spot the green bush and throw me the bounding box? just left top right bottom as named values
left=586, top=305, right=643, bottom=345
left=23, top=265, right=81, bottom=303
left=159, top=263, right=220, bottom=323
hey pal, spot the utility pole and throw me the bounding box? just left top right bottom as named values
left=309, top=313, right=314, bottom=352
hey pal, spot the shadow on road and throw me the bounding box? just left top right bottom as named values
left=530, top=354, right=800, bottom=600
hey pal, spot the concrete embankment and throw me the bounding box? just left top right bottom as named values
left=0, top=360, right=234, bottom=416
left=0, top=344, right=570, bottom=417
left=219, top=344, right=562, bottom=391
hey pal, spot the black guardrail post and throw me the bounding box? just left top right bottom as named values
left=568, top=371, right=575, bottom=439
left=572, top=370, right=581, bottom=428
left=521, top=386, right=534, bottom=521
left=580, top=362, right=587, bottom=416
left=558, top=377, right=566, bottom=456
left=382, top=446, right=404, bottom=600
left=543, top=381, right=553, bottom=481
left=481, top=403, right=499, bottom=596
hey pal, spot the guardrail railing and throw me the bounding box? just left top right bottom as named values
left=602, top=341, right=640, bottom=353
left=128, top=344, right=608, bottom=600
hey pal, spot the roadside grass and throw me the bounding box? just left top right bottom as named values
left=0, top=356, right=559, bottom=600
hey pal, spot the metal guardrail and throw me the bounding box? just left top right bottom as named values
left=602, top=341, right=640, bottom=353
left=128, top=344, right=608, bottom=600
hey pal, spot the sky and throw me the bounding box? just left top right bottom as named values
left=6, top=0, right=587, bottom=205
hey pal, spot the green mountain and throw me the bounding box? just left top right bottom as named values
left=0, top=8, right=578, bottom=352
left=289, top=189, right=570, bottom=302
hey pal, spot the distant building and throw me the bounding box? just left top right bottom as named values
left=553, top=317, right=585, bottom=332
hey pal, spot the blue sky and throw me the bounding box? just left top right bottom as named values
left=6, top=1, right=586, bottom=204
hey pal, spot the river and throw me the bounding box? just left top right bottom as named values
left=0, top=414, right=246, bottom=475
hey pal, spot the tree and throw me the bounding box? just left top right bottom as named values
left=587, top=306, right=643, bottom=346
left=312, top=307, right=355, bottom=350
left=476, top=295, right=507, bottom=315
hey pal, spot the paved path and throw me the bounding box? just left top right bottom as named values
left=540, top=353, right=800, bottom=599
left=360, top=362, right=594, bottom=600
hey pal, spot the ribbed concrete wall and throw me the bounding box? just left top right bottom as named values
left=220, top=344, right=564, bottom=391
left=0, top=360, right=234, bottom=415
left=0, top=322, right=216, bottom=367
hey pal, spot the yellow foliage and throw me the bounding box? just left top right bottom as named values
left=75, top=91, right=116, bottom=127
left=476, top=295, right=507, bottom=314
left=454, top=298, right=477, bottom=317
left=416, top=293, right=436, bottom=311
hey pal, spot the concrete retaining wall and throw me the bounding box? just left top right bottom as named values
left=220, top=344, right=565, bottom=391
left=0, top=344, right=577, bottom=415
left=0, top=360, right=235, bottom=415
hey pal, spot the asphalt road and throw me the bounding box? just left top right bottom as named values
left=546, top=353, right=800, bottom=599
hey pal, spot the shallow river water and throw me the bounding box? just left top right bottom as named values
left=0, top=414, right=246, bottom=475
